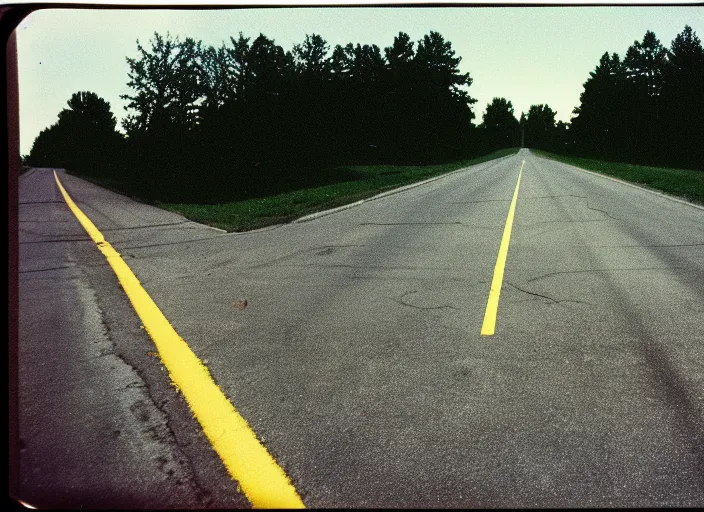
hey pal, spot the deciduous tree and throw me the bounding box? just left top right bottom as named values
left=480, top=97, right=520, bottom=151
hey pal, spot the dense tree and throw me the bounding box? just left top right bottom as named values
left=410, top=31, right=476, bottom=160
left=30, top=29, right=486, bottom=203
left=414, top=31, right=472, bottom=101
left=623, top=30, right=667, bottom=161
left=524, top=104, right=557, bottom=151
left=624, top=30, right=667, bottom=99
left=60, top=91, right=118, bottom=131
left=381, top=32, right=419, bottom=159
left=26, top=91, right=123, bottom=178
left=667, top=24, right=704, bottom=75
left=293, top=33, right=331, bottom=80
left=570, top=25, right=703, bottom=169
left=246, top=34, right=294, bottom=96
left=239, top=34, right=297, bottom=174
left=28, top=22, right=704, bottom=206
left=26, top=123, right=64, bottom=167
left=479, top=98, right=520, bottom=151
left=228, top=33, right=253, bottom=100
left=197, top=43, right=234, bottom=114
left=326, top=42, right=387, bottom=159
left=660, top=25, right=704, bottom=169
left=120, top=32, right=204, bottom=134
left=570, top=52, right=626, bottom=158
left=385, top=32, right=414, bottom=71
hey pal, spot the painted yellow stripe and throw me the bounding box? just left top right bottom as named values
left=480, top=160, right=524, bottom=336
left=53, top=171, right=304, bottom=509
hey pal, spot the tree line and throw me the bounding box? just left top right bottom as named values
left=25, top=24, right=702, bottom=204
left=463, top=24, right=704, bottom=170
left=570, top=25, right=703, bottom=169
left=28, top=30, right=491, bottom=202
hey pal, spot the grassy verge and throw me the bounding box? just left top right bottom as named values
left=159, top=148, right=519, bottom=232
left=532, top=150, right=704, bottom=205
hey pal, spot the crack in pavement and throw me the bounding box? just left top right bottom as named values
left=313, top=244, right=368, bottom=256
left=19, top=200, right=66, bottom=205
left=360, top=221, right=464, bottom=226
left=360, top=221, right=498, bottom=230
left=588, top=242, right=704, bottom=248
left=584, top=201, right=620, bottom=220
left=281, top=262, right=462, bottom=272
left=393, top=290, right=458, bottom=310
left=241, top=243, right=367, bottom=271
left=518, top=194, right=621, bottom=222
left=19, top=227, right=90, bottom=239
left=448, top=199, right=511, bottom=204
left=245, top=246, right=316, bottom=271
left=20, top=238, right=93, bottom=244
left=19, top=263, right=109, bottom=274
left=317, top=244, right=368, bottom=248
left=19, top=220, right=77, bottom=223
left=118, top=236, right=220, bottom=250
left=518, top=218, right=611, bottom=225
left=520, top=194, right=588, bottom=200
left=448, top=194, right=620, bottom=227
left=100, top=220, right=193, bottom=231
left=526, top=266, right=685, bottom=284
left=86, top=265, right=217, bottom=507
left=505, top=282, right=594, bottom=306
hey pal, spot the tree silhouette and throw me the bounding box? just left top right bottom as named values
left=385, top=32, right=414, bottom=71
left=382, top=32, right=418, bottom=160
left=26, top=123, right=64, bottom=167
left=661, top=25, right=704, bottom=169
left=293, top=34, right=331, bottom=80
left=411, top=31, right=476, bottom=160
left=230, top=33, right=252, bottom=98
left=570, top=26, right=703, bottom=169
left=121, top=32, right=204, bottom=134
left=26, top=91, right=123, bottom=178
left=570, top=52, right=626, bottom=158
left=524, top=104, right=557, bottom=150
left=61, top=91, right=117, bottom=131
left=197, top=43, right=234, bottom=114
left=480, top=98, right=520, bottom=151
left=30, top=29, right=488, bottom=203
left=622, top=31, right=667, bottom=161
left=624, top=30, right=667, bottom=99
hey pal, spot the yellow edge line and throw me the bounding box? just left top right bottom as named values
left=53, top=171, right=305, bottom=509
left=480, top=160, right=524, bottom=336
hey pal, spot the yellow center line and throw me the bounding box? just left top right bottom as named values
left=480, top=160, right=524, bottom=336
left=53, top=171, right=305, bottom=509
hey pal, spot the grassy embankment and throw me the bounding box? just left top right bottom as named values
left=532, top=150, right=704, bottom=206
left=160, top=148, right=519, bottom=232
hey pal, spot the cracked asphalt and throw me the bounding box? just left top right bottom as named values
left=16, top=149, right=704, bottom=507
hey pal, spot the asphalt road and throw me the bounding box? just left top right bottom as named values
left=16, top=149, right=704, bottom=507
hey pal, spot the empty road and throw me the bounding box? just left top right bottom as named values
left=16, top=149, right=704, bottom=507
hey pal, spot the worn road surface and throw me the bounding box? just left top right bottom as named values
left=16, top=149, right=704, bottom=507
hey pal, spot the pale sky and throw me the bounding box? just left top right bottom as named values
left=15, top=4, right=704, bottom=155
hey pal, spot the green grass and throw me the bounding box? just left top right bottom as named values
left=159, top=148, right=519, bottom=232
left=532, top=150, right=704, bottom=205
